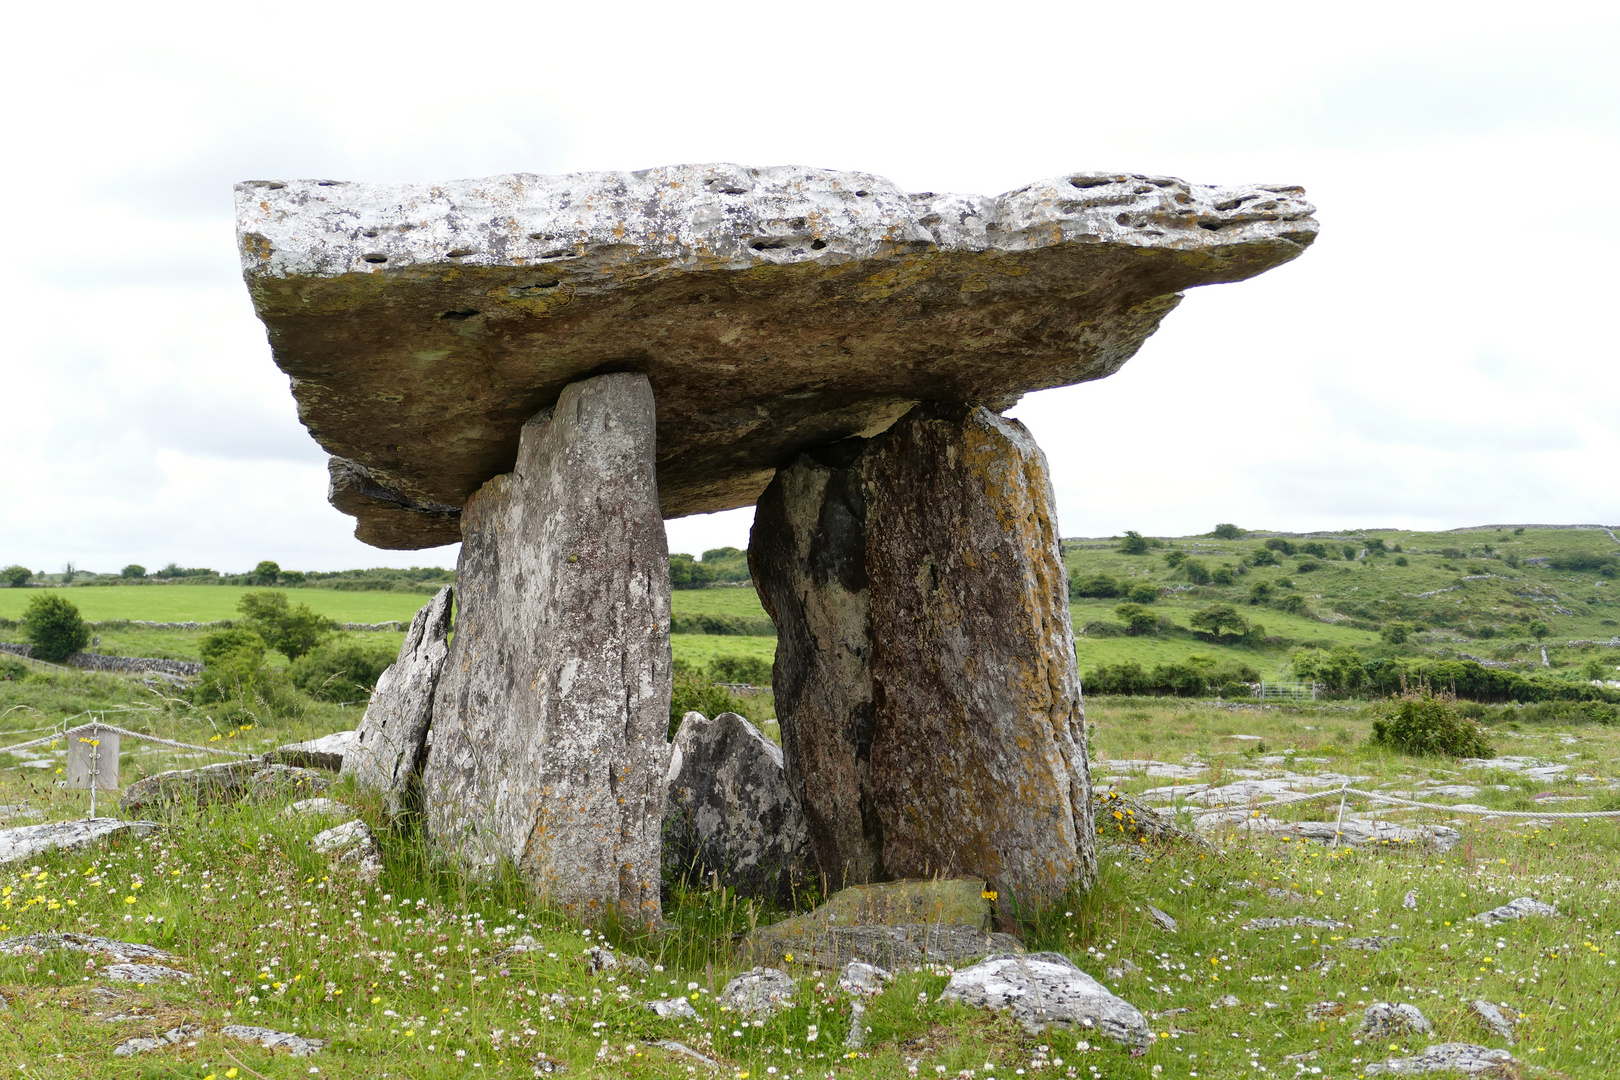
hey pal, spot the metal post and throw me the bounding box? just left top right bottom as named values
left=1332, top=784, right=1348, bottom=849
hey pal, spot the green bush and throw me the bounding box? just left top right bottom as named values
left=1085, top=655, right=1259, bottom=697
left=194, top=630, right=299, bottom=721
left=290, top=639, right=398, bottom=701
left=21, top=594, right=90, bottom=661
left=1381, top=622, right=1412, bottom=645
left=1212, top=523, right=1244, bottom=539
left=0, top=655, right=27, bottom=681
left=1369, top=688, right=1493, bottom=757
left=120, top=564, right=146, bottom=579
left=1113, top=603, right=1159, bottom=635
left=1275, top=593, right=1308, bottom=614
left=1080, top=620, right=1129, bottom=637
left=1264, top=538, right=1296, bottom=556
left=237, top=590, right=336, bottom=661
left=1300, top=541, right=1328, bottom=558
left=1341, top=544, right=1358, bottom=560
left=668, top=663, right=773, bottom=736
left=1246, top=547, right=1279, bottom=567
left=1394, top=555, right=1409, bottom=567
left=1070, top=573, right=1122, bottom=599
left=1210, top=567, right=1235, bottom=586
left=1163, top=551, right=1186, bottom=569
left=1247, top=581, right=1274, bottom=605
left=200, top=628, right=266, bottom=667
left=1126, top=582, right=1158, bottom=604
left=1189, top=604, right=1247, bottom=641
left=1295, top=558, right=1323, bottom=573
left=707, top=654, right=771, bottom=686
left=1, top=566, right=31, bottom=589
left=1181, top=559, right=1211, bottom=585
left=1291, top=645, right=1367, bottom=694
left=1119, top=531, right=1149, bottom=555
left=1549, top=552, right=1620, bottom=574
left=668, top=613, right=776, bottom=636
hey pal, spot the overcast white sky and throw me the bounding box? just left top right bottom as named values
left=2, top=0, right=1616, bottom=574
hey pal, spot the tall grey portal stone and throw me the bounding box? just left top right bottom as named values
left=342, top=585, right=453, bottom=816
left=751, top=405, right=1093, bottom=911
left=421, top=373, right=672, bottom=927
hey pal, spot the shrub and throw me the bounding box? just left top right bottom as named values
left=252, top=560, right=281, bottom=586
left=237, top=590, right=336, bottom=661
left=1, top=565, right=32, bottom=588
left=1080, top=620, right=1129, bottom=637
left=1295, top=558, right=1323, bottom=573
left=1341, top=544, right=1357, bottom=560
left=1113, top=603, right=1159, bottom=635
left=1394, top=555, right=1409, bottom=567
left=1126, top=582, right=1158, bottom=604
left=1212, top=523, right=1244, bottom=539
left=1181, top=559, right=1210, bottom=585
left=707, top=654, right=771, bottom=686
left=200, top=628, right=266, bottom=667
left=1189, top=604, right=1247, bottom=641
left=1163, top=550, right=1186, bottom=569
left=1528, top=620, right=1550, bottom=642
left=1291, top=645, right=1367, bottom=693
left=1365, top=538, right=1388, bottom=554
left=1210, top=567, right=1235, bottom=586
left=1300, top=541, right=1328, bottom=558
left=1276, top=593, right=1308, bottom=614
left=1247, top=582, right=1273, bottom=605
left=0, top=655, right=27, bottom=681
left=1246, top=547, right=1278, bottom=567
left=290, top=639, right=398, bottom=701
left=21, top=594, right=90, bottom=662
left=1119, top=531, right=1149, bottom=555
left=668, top=664, right=771, bottom=736
left=1070, top=573, right=1122, bottom=599
left=120, top=564, right=146, bottom=579
left=669, top=613, right=777, bottom=636
left=1369, top=687, right=1493, bottom=757
left=1264, top=538, right=1296, bottom=556
left=1085, top=655, right=1258, bottom=697
left=1549, top=552, right=1620, bottom=574
left=1381, top=622, right=1412, bottom=645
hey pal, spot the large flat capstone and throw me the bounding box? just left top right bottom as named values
left=235, top=164, right=1316, bottom=548
left=421, top=372, right=672, bottom=927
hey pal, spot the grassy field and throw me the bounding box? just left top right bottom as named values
left=1, top=663, right=1617, bottom=1078
left=0, top=586, right=431, bottom=624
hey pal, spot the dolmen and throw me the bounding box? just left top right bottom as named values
left=237, top=163, right=1316, bottom=926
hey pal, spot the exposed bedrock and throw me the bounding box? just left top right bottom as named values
left=235, top=163, right=1317, bottom=548
left=342, top=585, right=453, bottom=816
left=750, top=404, right=1095, bottom=910
left=420, top=372, right=672, bottom=928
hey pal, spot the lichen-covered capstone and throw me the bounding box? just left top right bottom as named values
left=235, top=164, right=1316, bottom=548
left=421, top=372, right=672, bottom=927
left=661, top=711, right=814, bottom=903
left=342, top=585, right=453, bottom=815
left=750, top=405, right=1094, bottom=908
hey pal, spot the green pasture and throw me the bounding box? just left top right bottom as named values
left=0, top=585, right=431, bottom=624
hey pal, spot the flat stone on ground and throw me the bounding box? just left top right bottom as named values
left=718, top=968, right=797, bottom=1017
left=221, top=1024, right=327, bottom=1057
left=940, top=953, right=1150, bottom=1046
left=0, top=819, right=158, bottom=867
left=1471, top=897, right=1559, bottom=925
left=1364, top=1043, right=1516, bottom=1075
left=264, top=730, right=358, bottom=772
left=1362, top=1002, right=1433, bottom=1037
left=310, top=819, right=384, bottom=884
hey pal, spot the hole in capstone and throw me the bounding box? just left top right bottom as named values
left=439, top=309, right=481, bottom=321
left=854, top=190, right=870, bottom=197
left=362, top=254, right=389, bottom=264
left=1069, top=176, right=1114, bottom=188
left=446, top=248, right=476, bottom=258
left=810, top=239, right=827, bottom=250
left=751, top=239, right=791, bottom=250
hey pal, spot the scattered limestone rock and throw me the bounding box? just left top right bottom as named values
left=310, top=819, right=384, bottom=884
left=748, top=878, right=1014, bottom=968
left=940, top=953, right=1150, bottom=1047
left=1471, top=897, right=1559, bottom=925
left=645, top=996, right=700, bottom=1020
left=1347, top=936, right=1401, bottom=952
left=655, top=1040, right=718, bottom=1068
left=119, top=762, right=328, bottom=815
left=836, top=962, right=893, bottom=996
left=0, top=819, right=158, bottom=867
left=1470, top=1000, right=1518, bottom=1043
left=264, top=730, right=358, bottom=772
left=1212, top=994, right=1242, bottom=1009
left=1145, top=905, right=1178, bottom=932
left=1305, top=1001, right=1342, bottom=1020
left=221, top=1024, right=327, bottom=1056
left=1219, top=817, right=1460, bottom=853
left=103, top=963, right=191, bottom=982
left=1361, top=1002, right=1433, bottom=1038
left=1243, top=916, right=1346, bottom=931
left=281, top=798, right=348, bottom=819
left=343, top=585, right=453, bottom=815
left=0, top=933, right=173, bottom=962
left=844, top=999, right=870, bottom=1049
left=112, top=1036, right=167, bottom=1056
left=662, top=710, right=813, bottom=902
left=1094, top=792, right=1208, bottom=847
left=718, top=967, right=797, bottom=1017
left=1364, top=1043, right=1515, bottom=1075
left=585, top=945, right=650, bottom=977
left=1106, top=958, right=1142, bottom=981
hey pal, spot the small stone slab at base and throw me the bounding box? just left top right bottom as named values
left=1471, top=897, right=1558, bottom=925
left=310, top=819, right=384, bottom=884
left=264, top=730, right=358, bottom=772
left=104, top=962, right=191, bottom=982
left=645, top=996, right=700, bottom=1019
left=1214, top=818, right=1460, bottom=853
left=0, top=819, right=158, bottom=867
left=1362, top=1002, right=1433, bottom=1037
left=748, top=878, right=1011, bottom=967
left=718, top=968, right=797, bottom=1017
left=282, top=798, right=349, bottom=819
left=940, top=953, right=1150, bottom=1047
left=1471, top=1000, right=1518, bottom=1043
left=119, top=763, right=328, bottom=815
left=113, top=1025, right=203, bottom=1055
left=343, top=585, right=453, bottom=815
left=662, top=710, right=813, bottom=903
left=220, top=1025, right=327, bottom=1057
left=0, top=933, right=173, bottom=962
left=1364, top=1043, right=1516, bottom=1075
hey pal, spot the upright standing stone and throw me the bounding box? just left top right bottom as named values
left=422, top=373, right=672, bottom=927
left=342, top=586, right=453, bottom=816
left=750, top=404, right=1094, bottom=911
left=864, top=404, right=1094, bottom=909
left=750, top=443, right=881, bottom=889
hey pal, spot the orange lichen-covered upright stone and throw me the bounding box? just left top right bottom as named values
left=421, top=372, right=672, bottom=928
left=750, top=405, right=1094, bottom=912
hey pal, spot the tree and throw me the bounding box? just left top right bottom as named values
left=1528, top=620, right=1550, bottom=643
left=1113, top=603, right=1159, bottom=635
left=1189, top=604, right=1247, bottom=640
left=62, top=562, right=76, bottom=584
left=237, top=590, right=335, bottom=661
left=120, top=564, right=146, bottom=579
left=1126, top=582, right=1158, bottom=604
left=1181, top=558, right=1211, bottom=585
left=1119, top=531, right=1149, bottom=555
left=1163, top=550, right=1186, bottom=569
left=1381, top=622, right=1412, bottom=645
left=252, top=560, right=281, bottom=586
left=1, top=565, right=31, bottom=588
left=21, top=594, right=90, bottom=662
left=1583, top=658, right=1610, bottom=682
left=1212, top=523, right=1243, bottom=539
left=1247, top=581, right=1273, bottom=605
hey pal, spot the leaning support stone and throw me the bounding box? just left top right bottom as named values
left=342, top=585, right=453, bottom=815
left=750, top=404, right=1094, bottom=911
left=421, top=372, right=672, bottom=928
